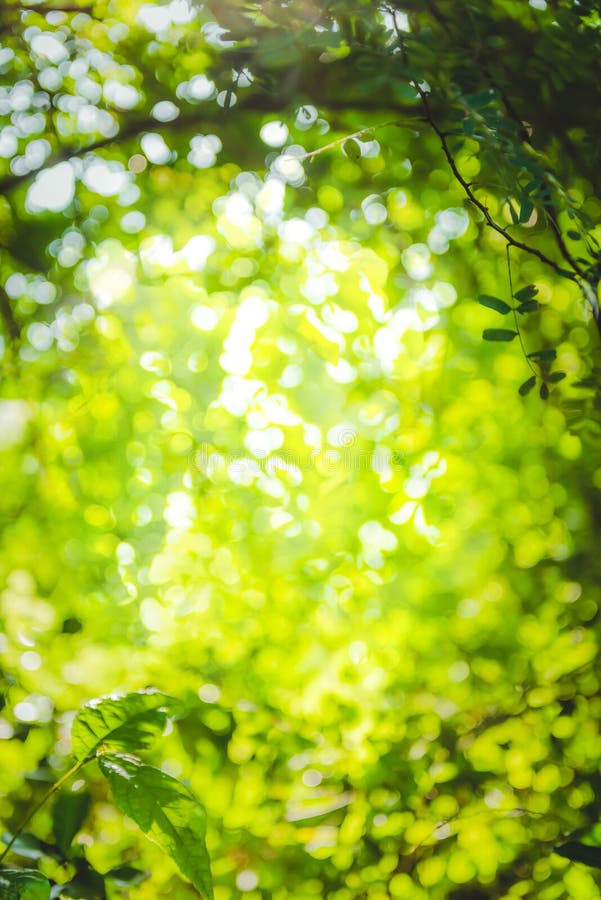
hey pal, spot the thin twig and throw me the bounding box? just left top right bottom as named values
left=300, top=118, right=422, bottom=162
left=0, top=98, right=420, bottom=197
left=0, top=757, right=88, bottom=863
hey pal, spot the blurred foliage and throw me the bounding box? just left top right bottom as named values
left=0, top=0, right=601, bottom=897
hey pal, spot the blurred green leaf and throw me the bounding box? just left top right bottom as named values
left=52, top=791, right=91, bottom=857
left=50, top=861, right=105, bottom=900
left=1, top=833, right=60, bottom=862
left=0, top=869, right=50, bottom=900
left=555, top=842, right=601, bottom=868
left=104, top=866, right=149, bottom=887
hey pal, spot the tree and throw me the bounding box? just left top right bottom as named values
left=1, top=1, right=601, bottom=898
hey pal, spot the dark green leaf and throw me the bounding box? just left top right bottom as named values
left=477, top=295, right=512, bottom=314
left=99, top=753, right=213, bottom=900
left=0, top=869, right=51, bottom=900
left=507, top=201, right=519, bottom=225
left=105, top=866, right=149, bottom=887
left=528, top=349, right=556, bottom=361
left=51, top=859, right=106, bottom=900
left=540, top=383, right=549, bottom=399
left=482, top=329, right=518, bottom=342
left=52, top=790, right=91, bottom=857
left=51, top=861, right=105, bottom=900
left=71, top=690, right=171, bottom=761
left=519, top=199, right=534, bottom=223
left=555, top=842, right=601, bottom=869
left=342, top=139, right=361, bottom=161
left=523, top=178, right=542, bottom=196
left=517, top=299, right=540, bottom=314
left=519, top=376, right=536, bottom=396
left=548, top=371, right=567, bottom=383
left=566, top=230, right=582, bottom=240
left=514, top=285, right=538, bottom=302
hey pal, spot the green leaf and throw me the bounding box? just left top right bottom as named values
left=566, top=230, right=582, bottom=240
left=523, top=178, right=542, bottom=196
left=50, top=861, right=105, bottom=900
left=477, top=295, right=512, bottom=314
left=99, top=753, right=213, bottom=900
left=519, top=376, right=536, bottom=396
left=342, top=139, right=361, bottom=161
left=507, top=200, right=519, bottom=225
left=547, top=371, right=567, bottom=383
left=105, top=866, right=149, bottom=887
left=71, top=690, right=171, bottom=761
left=52, top=790, right=91, bottom=857
left=517, top=299, right=540, bottom=314
left=519, top=199, right=534, bottom=223
left=528, top=349, right=556, bottom=361
left=514, top=285, right=538, bottom=302
left=482, top=329, right=518, bottom=342
left=540, top=383, right=549, bottom=399
left=0, top=869, right=51, bottom=900
left=555, top=842, right=601, bottom=868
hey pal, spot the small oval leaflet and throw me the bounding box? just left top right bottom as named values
left=514, top=284, right=538, bottom=302
left=517, top=299, right=540, bottom=314
left=519, top=376, right=536, bottom=396
left=477, top=294, right=512, bottom=314
left=482, top=328, right=518, bottom=342
left=342, top=138, right=361, bottom=161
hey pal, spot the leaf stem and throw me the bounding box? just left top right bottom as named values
left=506, top=245, right=537, bottom=376
left=0, top=757, right=89, bottom=863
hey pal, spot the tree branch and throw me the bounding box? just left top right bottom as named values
left=0, top=96, right=414, bottom=198
left=417, top=87, right=574, bottom=280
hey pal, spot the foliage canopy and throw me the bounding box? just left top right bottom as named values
left=1, top=0, right=601, bottom=898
